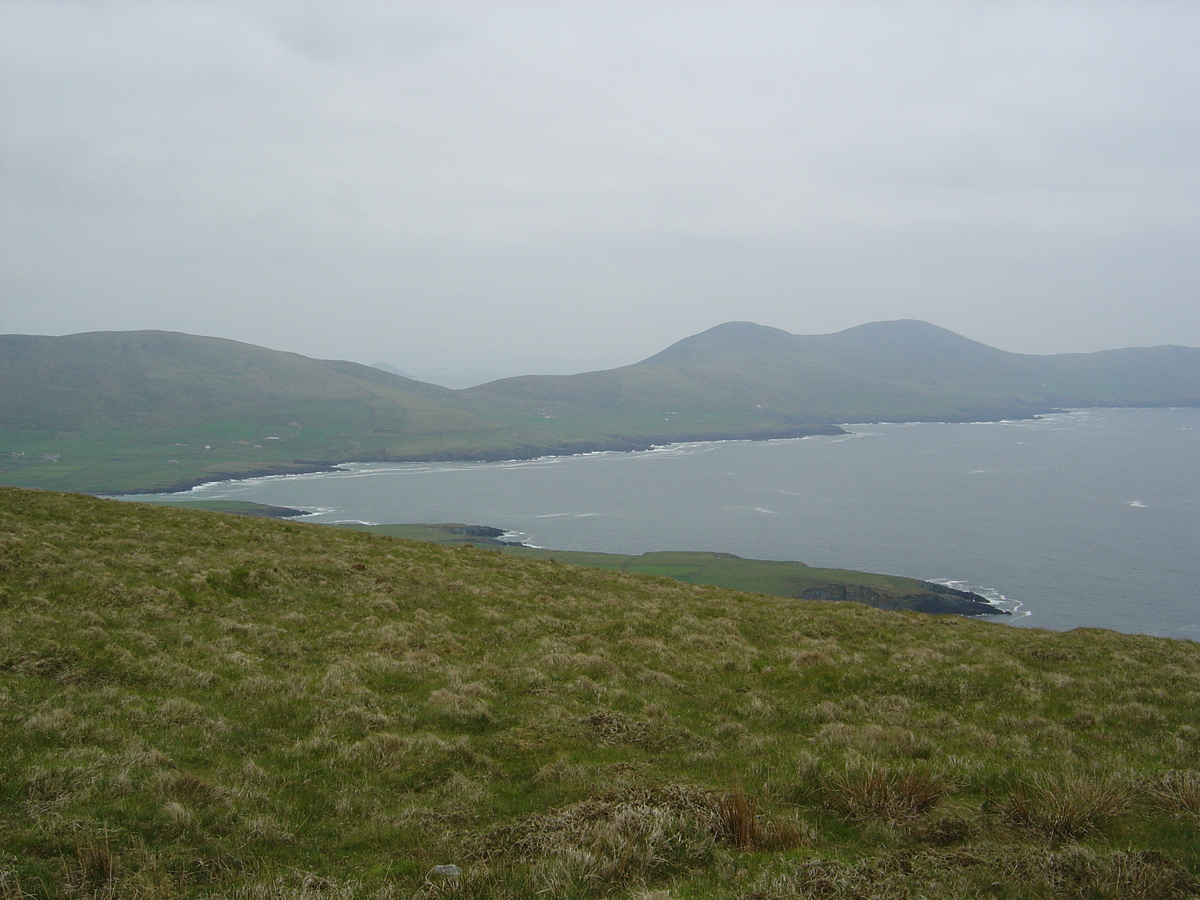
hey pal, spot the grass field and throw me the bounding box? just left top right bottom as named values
left=2, top=487, right=1198, bottom=898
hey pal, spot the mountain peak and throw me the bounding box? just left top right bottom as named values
left=641, top=321, right=797, bottom=363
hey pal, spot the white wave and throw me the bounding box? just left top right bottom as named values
left=1128, top=500, right=1148, bottom=508
left=928, top=578, right=1029, bottom=619
left=295, top=506, right=339, bottom=517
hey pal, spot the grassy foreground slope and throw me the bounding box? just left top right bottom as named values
left=2, top=488, right=1199, bottom=899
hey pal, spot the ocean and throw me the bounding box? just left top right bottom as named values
left=133, top=407, right=1200, bottom=641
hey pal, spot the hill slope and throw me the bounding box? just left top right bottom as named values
left=0, top=330, right=465, bottom=432
left=468, top=319, right=1200, bottom=424
left=0, top=330, right=669, bottom=493
left=1, top=486, right=1197, bottom=898
left=2, top=322, right=1198, bottom=493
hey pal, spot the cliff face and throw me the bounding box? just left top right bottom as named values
left=795, top=580, right=1007, bottom=616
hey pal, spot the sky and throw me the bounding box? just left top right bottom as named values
left=2, top=1, right=1198, bottom=387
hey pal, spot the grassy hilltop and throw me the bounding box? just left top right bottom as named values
left=3, top=322, right=1198, bottom=494
left=2, top=486, right=1198, bottom=898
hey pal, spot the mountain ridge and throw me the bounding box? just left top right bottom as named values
left=2, top=320, right=1198, bottom=493
left=467, top=318, right=1200, bottom=423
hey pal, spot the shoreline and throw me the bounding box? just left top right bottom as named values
left=104, top=411, right=1070, bottom=497
left=104, top=425, right=849, bottom=496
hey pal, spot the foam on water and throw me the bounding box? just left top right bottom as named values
left=929, top=579, right=1030, bottom=619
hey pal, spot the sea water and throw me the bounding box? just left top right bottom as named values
left=134, top=408, right=1200, bottom=641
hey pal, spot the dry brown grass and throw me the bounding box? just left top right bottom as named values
left=1001, top=773, right=1134, bottom=840
left=1148, top=771, right=1200, bottom=818
left=823, top=764, right=947, bottom=822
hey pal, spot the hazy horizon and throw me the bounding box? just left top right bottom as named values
left=3, top=2, right=1198, bottom=386
left=8, top=315, right=1200, bottom=391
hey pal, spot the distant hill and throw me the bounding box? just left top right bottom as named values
left=0, top=330, right=468, bottom=432
left=2, top=322, right=1197, bottom=493
left=0, top=330, right=517, bottom=492
left=468, top=319, right=1200, bottom=424
left=369, top=361, right=416, bottom=379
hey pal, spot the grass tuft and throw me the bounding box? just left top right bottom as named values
left=822, top=763, right=947, bottom=822
left=1148, top=771, right=1200, bottom=818
left=1001, top=773, right=1134, bottom=840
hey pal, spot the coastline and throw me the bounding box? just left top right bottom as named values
left=99, top=410, right=1058, bottom=497
left=334, top=523, right=1010, bottom=620
left=103, top=461, right=345, bottom=496
left=105, top=424, right=848, bottom=496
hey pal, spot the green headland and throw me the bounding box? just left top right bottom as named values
left=340, top=524, right=1007, bottom=617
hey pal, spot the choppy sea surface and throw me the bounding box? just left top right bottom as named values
left=132, top=408, right=1200, bottom=641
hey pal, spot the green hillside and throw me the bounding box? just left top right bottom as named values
left=1, top=487, right=1198, bottom=898
left=0, top=331, right=494, bottom=493
left=2, top=322, right=1197, bottom=494
left=0, top=331, right=839, bottom=494
left=468, top=319, right=1200, bottom=425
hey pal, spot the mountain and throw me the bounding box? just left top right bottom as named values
left=2, top=322, right=1197, bottom=493
left=0, top=330, right=519, bottom=492
left=467, top=319, right=1200, bottom=424
left=0, top=328, right=838, bottom=493
left=0, top=330, right=464, bottom=432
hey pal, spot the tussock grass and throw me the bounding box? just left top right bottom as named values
left=1, top=486, right=1199, bottom=898
left=1149, top=771, right=1200, bottom=818
left=822, top=763, right=948, bottom=822
left=749, top=846, right=1197, bottom=900
left=1001, top=773, right=1135, bottom=840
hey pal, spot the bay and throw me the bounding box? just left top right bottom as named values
left=137, top=408, right=1200, bottom=641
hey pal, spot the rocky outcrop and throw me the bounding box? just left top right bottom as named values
left=796, top=581, right=1008, bottom=616
left=428, top=524, right=509, bottom=539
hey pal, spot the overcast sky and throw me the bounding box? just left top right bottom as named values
left=2, top=1, right=1198, bottom=386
